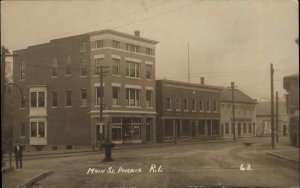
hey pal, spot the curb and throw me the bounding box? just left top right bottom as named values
left=2, top=166, right=14, bottom=173
left=266, top=152, right=299, bottom=163
left=18, top=170, right=54, bottom=188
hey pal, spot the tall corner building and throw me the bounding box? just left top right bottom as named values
left=12, top=30, right=159, bottom=151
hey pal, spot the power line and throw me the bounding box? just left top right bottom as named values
left=11, top=0, right=175, bottom=50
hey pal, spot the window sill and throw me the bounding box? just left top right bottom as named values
left=80, top=75, right=88, bottom=78
left=125, top=76, right=141, bottom=80
left=19, top=108, right=25, bottom=110
left=146, top=79, right=153, bottom=81
left=166, top=109, right=172, bottom=112
left=51, top=76, right=58, bottom=79
left=65, top=75, right=72, bottom=77
left=146, top=107, right=153, bottom=109
left=112, top=105, right=121, bottom=107
left=175, top=109, right=181, bottom=112
left=184, top=110, right=189, bottom=112
left=80, top=50, right=87, bottom=52
left=64, top=106, right=72, bottom=108
left=51, top=106, right=58, bottom=108
left=192, top=110, right=196, bottom=112
left=112, top=74, right=121, bottom=77
left=19, top=136, right=26, bottom=139
left=125, top=106, right=141, bottom=109
left=80, top=105, right=87, bottom=108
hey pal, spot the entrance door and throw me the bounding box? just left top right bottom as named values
left=191, top=121, right=196, bottom=137
left=283, top=125, right=287, bottom=136
left=238, top=123, right=241, bottom=136
left=175, top=120, right=181, bottom=138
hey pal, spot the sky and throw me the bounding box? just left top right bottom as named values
left=1, top=0, right=299, bottom=100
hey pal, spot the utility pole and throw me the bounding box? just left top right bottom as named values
left=270, top=64, right=275, bottom=149
left=98, top=65, right=115, bottom=162
left=276, top=91, right=279, bottom=143
left=187, top=43, right=190, bottom=83
left=230, top=82, right=237, bottom=141
left=1, top=47, right=18, bottom=167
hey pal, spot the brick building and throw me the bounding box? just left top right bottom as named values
left=12, top=30, right=158, bottom=151
left=219, top=88, right=256, bottom=139
left=156, top=79, right=222, bottom=142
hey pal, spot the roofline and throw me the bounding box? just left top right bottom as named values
left=87, top=29, right=159, bottom=44
left=156, top=79, right=223, bottom=90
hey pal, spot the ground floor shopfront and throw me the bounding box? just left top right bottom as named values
left=90, top=111, right=156, bottom=147
left=220, top=120, right=256, bottom=139
left=160, top=118, right=220, bottom=142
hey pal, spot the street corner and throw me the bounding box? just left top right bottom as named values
left=19, top=170, right=55, bottom=188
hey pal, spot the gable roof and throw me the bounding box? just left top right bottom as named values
left=220, top=88, right=256, bottom=104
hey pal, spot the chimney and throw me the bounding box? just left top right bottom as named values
left=134, top=30, right=140, bottom=37
left=200, top=77, right=205, bottom=85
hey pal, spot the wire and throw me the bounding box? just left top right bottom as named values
left=11, top=0, right=176, bottom=50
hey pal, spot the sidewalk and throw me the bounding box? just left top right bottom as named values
left=2, top=167, right=54, bottom=188
left=266, top=138, right=299, bottom=163
left=3, top=137, right=261, bottom=159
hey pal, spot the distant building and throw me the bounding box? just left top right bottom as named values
left=12, top=29, right=158, bottom=151
left=156, top=79, right=222, bottom=142
left=283, top=73, right=299, bottom=147
left=219, top=88, right=256, bottom=139
left=256, top=101, right=289, bottom=137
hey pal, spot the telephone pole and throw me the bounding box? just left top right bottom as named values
left=1, top=47, right=18, bottom=167
left=230, top=82, right=237, bottom=141
left=276, top=91, right=279, bottom=143
left=187, top=43, right=190, bottom=83
left=98, top=65, right=115, bottom=162
left=270, top=64, right=275, bottom=149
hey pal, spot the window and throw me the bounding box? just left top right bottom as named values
left=166, top=97, right=171, bottom=110
left=126, top=61, right=140, bottom=78
left=225, top=123, right=230, bottom=134
left=95, top=58, right=103, bottom=75
left=30, top=122, right=37, bottom=137
left=20, top=121, right=26, bottom=137
left=213, top=101, right=217, bottom=112
left=145, top=48, right=153, bottom=55
left=192, top=99, right=196, bottom=111
left=20, top=62, right=25, bottom=80
left=146, top=64, right=152, bottom=79
left=184, top=98, right=188, bottom=110
left=30, top=91, right=45, bottom=108
left=146, top=90, right=152, bottom=107
left=20, top=95, right=25, bottom=109
left=176, top=98, right=180, bottom=110
left=96, top=40, right=103, bottom=48
left=243, top=123, right=247, bottom=133
left=30, top=121, right=45, bottom=138
left=126, top=88, right=140, bottom=106
left=112, top=58, right=120, bottom=75
left=66, top=90, right=72, bottom=107
left=199, top=100, right=203, bottom=111
left=206, top=100, right=210, bottom=111
left=248, top=123, right=252, bottom=133
left=66, top=56, right=71, bottom=75
left=80, top=43, right=87, bottom=51
left=52, top=91, right=57, bottom=107
left=31, top=92, right=37, bottom=107
left=112, top=87, right=120, bottom=105
left=80, top=60, right=87, bottom=76
left=95, top=86, right=104, bottom=106
left=112, top=40, right=120, bottom=48
left=52, top=57, right=58, bottom=77
left=81, top=89, right=87, bottom=106
left=38, top=92, right=45, bottom=107
left=126, top=44, right=140, bottom=52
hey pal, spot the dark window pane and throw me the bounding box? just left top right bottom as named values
left=31, top=92, right=37, bottom=107
left=31, top=122, right=37, bottom=137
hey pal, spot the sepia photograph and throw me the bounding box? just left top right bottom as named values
left=1, top=0, right=299, bottom=187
